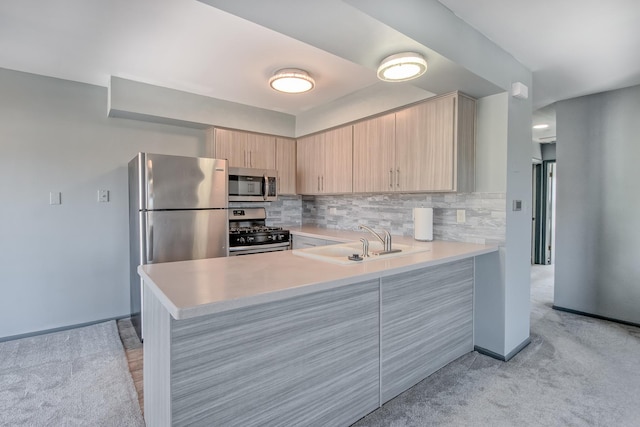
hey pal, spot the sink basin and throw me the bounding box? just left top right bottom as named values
left=292, top=241, right=430, bottom=265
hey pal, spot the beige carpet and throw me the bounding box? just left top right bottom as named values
left=0, top=321, right=144, bottom=426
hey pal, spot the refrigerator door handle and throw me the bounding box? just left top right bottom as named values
left=147, top=220, right=154, bottom=263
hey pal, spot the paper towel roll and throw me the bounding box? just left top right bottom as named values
left=413, top=207, right=433, bottom=241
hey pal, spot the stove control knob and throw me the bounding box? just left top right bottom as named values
left=238, top=237, right=245, bottom=244
left=246, top=236, right=255, bottom=243
left=267, top=235, right=273, bottom=241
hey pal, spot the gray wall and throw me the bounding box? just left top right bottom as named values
left=555, top=84, right=640, bottom=325
left=109, top=77, right=296, bottom=137
left=476, top=93, right=508, bottom=193
left=0, top=68, right=208, bottom=339
left=532, top=142, right=542, bottom=162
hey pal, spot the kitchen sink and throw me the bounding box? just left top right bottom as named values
left=292, top=241, right=430, bottom=265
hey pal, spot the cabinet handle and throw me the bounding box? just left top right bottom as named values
left=317, top=176, right=320, bottom=192
left=321, top=176, right=324, bottom=191
left=249, top=151, right=253, bottom=167
left=244, top=150, right=247, bottom=167
left=396, top=169, right=400, bottom=188
left=389, top=169, right=393, bottom=188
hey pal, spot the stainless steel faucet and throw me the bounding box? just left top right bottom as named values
left=360, top=238, right=369, bottom=257
left=358, top=225, right=392, bottom=252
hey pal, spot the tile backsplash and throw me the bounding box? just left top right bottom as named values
left=230, top=197, right=303, bottom=227
left=245, top=192, right=506, bottom=246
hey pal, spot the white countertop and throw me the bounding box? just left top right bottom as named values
left=138, top=229, right=498, bottom=320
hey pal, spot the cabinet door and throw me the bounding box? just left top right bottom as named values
left=396, top=95, right=455, bottom=192
left=353, top=113, right=396, bottom=193
left=380, top=259, right=473, bottom=403
left=246, top=133, right=276, bottom=170
left=323, top=126, right=353, bottom=194
left=296, top=134, right=324, bottom=194
left=276, top=137, right=296, bottom=195
left=213, top=128, right=249, bottom=168
left=169, top=280, right=380, bottom=427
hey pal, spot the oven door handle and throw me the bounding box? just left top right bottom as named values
left=229, top=242, right=291, bottom=252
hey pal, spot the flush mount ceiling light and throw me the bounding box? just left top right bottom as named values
left=377, top=52, right=427, bottom=82
left=533, top=124, right=550, bottom=129
left=269, top=68, right=315, bottom=94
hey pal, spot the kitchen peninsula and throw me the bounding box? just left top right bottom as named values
left=139, top=233, right=497, bottom=426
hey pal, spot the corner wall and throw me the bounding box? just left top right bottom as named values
left=554, top=84, right=640, bottom=325
left=0, top=68, right=207, bottom=339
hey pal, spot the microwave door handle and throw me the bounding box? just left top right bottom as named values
left=263, top=174, right=268, bottom=200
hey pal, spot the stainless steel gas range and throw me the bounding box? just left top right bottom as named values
left=228, top=208, right=291, bottom=256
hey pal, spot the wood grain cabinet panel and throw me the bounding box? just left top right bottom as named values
left=209, top=128, right=276, bottom=169
left=246, top=132, right=276, bottom=169
left=396, top=94, right=456, bottom=191
left=209, top=128, right=247, bottom=168
left=353, top=113, right=396, bottom=192
left=323, top=126, right=353, bottom=194
left=296, top=133, right=324, bottom=194
left=169, top=280, right=380, bottom=427
left=276, top=137, right=296, bottom=195
left=396, top=92, right=475, bottom=192
left=352, top=91, right=475, bottom=194
left=380, top=259, right=474, bottom=403
left=296, top=125, right=352, bottom=195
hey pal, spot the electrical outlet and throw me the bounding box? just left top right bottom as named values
left=98, top=189, right=109, bottom=203
left=456, top=209, right=466, bottom=223
left=329, top=207, right=337, bottom=215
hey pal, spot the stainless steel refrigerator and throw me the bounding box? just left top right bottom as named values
left=128, top=153, right=228, bottom=340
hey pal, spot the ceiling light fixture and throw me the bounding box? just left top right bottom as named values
left=269, top=68, right=315, bottom=94
left=533, top=124, right=550, bottom=129
left=377, top=52, right=427, bottom=82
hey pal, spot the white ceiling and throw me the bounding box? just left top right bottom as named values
left=1, top=0, right=639, bottom=133
left=439, top=0, right=640, bottom=142
left=439, top=0, right=640, bottom=109
left=0, top=0, right=383, bottom=115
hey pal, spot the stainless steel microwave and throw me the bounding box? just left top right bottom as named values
left=228, top=167, right=278, bottom=202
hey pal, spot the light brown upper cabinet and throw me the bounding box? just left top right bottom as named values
left=275, top=137, right=297, bottom=195
left=395, top=92, right=475, bottom=192
left=353, top=113, right=396, bottom=193
left=297, top=126, right=353, bottom=195
left=209, top=128, right=276, bottom=170
left=353, top=92, right=475, bottom=193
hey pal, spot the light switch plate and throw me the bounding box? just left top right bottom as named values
left=456, top=209, right=466, bottom=223
left=513, top=200, right=523, bottom=211
left=98, top=189, right=109, bottom=202
left=49, top=192, right=61, bottom=205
